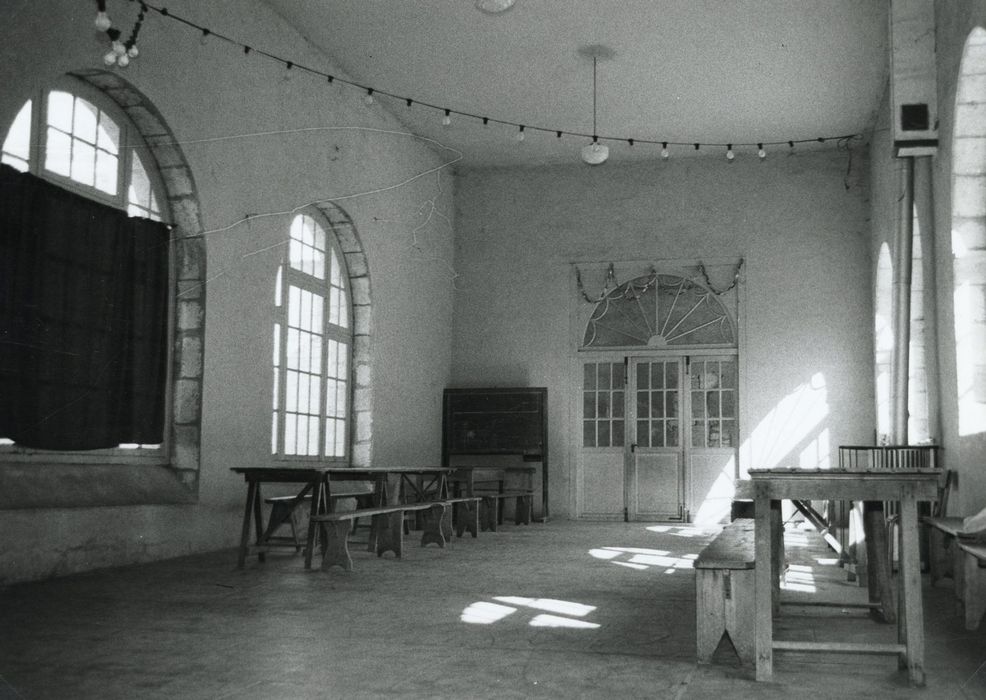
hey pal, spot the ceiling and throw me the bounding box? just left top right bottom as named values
left=263, top=0, right=889, bottom=168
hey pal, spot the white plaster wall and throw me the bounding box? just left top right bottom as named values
left=927, top=2, right=986, bottom=514
left=0, top=0, right=454, bottom=582
left=453, top=152, right=875, bottom=518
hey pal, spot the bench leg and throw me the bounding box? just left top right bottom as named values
left=421, top=504, right=448, bottom=548
left=455, top=501, right=479, bottom=538
left=726, top=569, right=756, bottom=665
left=928, top=529, right=950, bottom=587
left=515, top=495, right=532, bottom=525
left=480, top=496, right=498, bottom=532
left=963, top=552, right=986, bottom=631
left=696, top=569, right=726, bottom=664
left=320, top=520, right=354, bottom=571
left=374, top=511, right=405, bottom=559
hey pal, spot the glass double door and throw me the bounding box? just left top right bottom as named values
left=579, top=355, right=737, bottom=521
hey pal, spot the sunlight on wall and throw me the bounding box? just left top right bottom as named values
left=740, top=373, right=830, bottom=475
left=460, top=596, right=599, bottom=628
left=952, top=26, right=986, bottom=437
left=691, top=461, right=738, bottom=525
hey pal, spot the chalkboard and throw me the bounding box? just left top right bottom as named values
left=442, top=387, right=548, bottom=518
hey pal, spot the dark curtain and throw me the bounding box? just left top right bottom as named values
left=0, top=164, right=170, bottom=450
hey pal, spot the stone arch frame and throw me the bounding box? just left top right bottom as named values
left=312, top=202, right=373, bottom=467
left=71, top=69, right=206, bottom=489
left=950, top=28, right=986, bottom=436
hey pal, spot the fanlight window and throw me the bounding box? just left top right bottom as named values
left=583, top=274, right=735, bottom=348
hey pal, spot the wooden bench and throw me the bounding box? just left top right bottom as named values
left=441, top=496, right=482, bottom=539
left=958, top=539, right=986, bottom=630
left=312, top=502, right=450, bottom=571
left=263, top=487, right=374, bottom=551
left=693, top=518, right=755, bottom=666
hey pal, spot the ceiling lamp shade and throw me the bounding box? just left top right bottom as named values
left=475, top=0, right=516, bottom=13
left=581, top=141, right=609, bottom=165
left=578, top=44, right=615, bottom=166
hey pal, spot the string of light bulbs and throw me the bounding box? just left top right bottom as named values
left=92, top=0, right=862, bottom=160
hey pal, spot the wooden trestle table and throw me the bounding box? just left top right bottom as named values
left=748, top=467, right=940, bottom=686
left=231, top=466, right=452, bottom=570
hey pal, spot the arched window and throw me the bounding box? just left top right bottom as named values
left=272, top=212, right=353, bottom=460
left=2, top=80, right=164, bottom=222
left=874, top=242, right=893, bottom=442
left=0, top=77, right=171, bottom=459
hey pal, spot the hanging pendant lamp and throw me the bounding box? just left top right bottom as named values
left=578, top=45, right=615, bottom=165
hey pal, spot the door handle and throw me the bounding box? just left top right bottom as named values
left=630, top=443, right=637, bottom=453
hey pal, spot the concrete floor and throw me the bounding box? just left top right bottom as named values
left=1, top=519, right=984, bottom=699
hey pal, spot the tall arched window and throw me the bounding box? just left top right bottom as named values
left=272, top=212, right=353, bottom=460
left=2, top=80, right=164, bottom=222
left=0, top=77, right=173, bottom=460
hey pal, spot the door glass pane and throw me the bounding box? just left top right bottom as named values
left=612, top=391, right=624, bottom=418
left=598, top=392, right=610, bottom=418
left=612, top=363, right=625, bottom=389
left=583, top=421, right=596, bottom=447
left=651, top=363, right=664, bottom=389
left=636, top=390, right=649, bottom=418
left=637, top=363, right=649, bottom=389
left=666, top=361, right=679, bottom=387
left=598, top=363, right=611, bottom=390
left=666, top=391, right=678, bottom=417
left=651, top=423, right=664, bottom=448
left=583, top=392, right=596, bottom=419
left=612, top=421, right=624, bottom=446
left=636, top=420, right=649, bottom=448
left=598, top=421, right=610, bottom=447
left=584, top=364, right=596, bottom=390
left=666, top=419, right=679, bottom=447
left=652, top=391, right=664, bottom=417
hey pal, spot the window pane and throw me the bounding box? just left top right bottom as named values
left=45, top=127, right=71, bottom=176
left=666, top=391, right=678, bottom=417
left=651, top=423, right=664, bottom=448
left=598, top=363, right=611, bottom=390
left=652, top=391, right=664, bottom=417
left=288, top=286, right=301, bottom=327
left=636, top=390, right=649, bottom=419
left=583, top=364, right=596, bottom=390
left=330, top=249, right=342, bottom=286
left=612, top=391, right=624, bottom=418
left=47, top=91, right=73, bottom=132
left=583, top=392, right=596, bottom=419
left=272, top=323, right=280, bottom=366
left=598, top=421, right=610, bottom=447
left=97, top=113, right=120, bottom=154
left=612, top=420, right=624, bottom=447
left=1, top=153, right=28, bottom=172
left=95, top=148, right=117, bottom=194
left=721, top=390, right=735, bottom=418
left=271, top=411, right=279, bottom=454
left=598, top=392, right=610, bottom=418
left=2, top=100, right=32, bottom=162
left=666, top=361, right=679, bottom=388
left=334, top=420, right=345, bottom=457
left=72, top=98, right=98, bottom=144
left=129, top=156, right=151, bottom=208
left=612, top=363, right=625, bottom=389
left=636, top=421, right=649, bottom=448
left=70, top=139, right=96, bottom=186
left=666, top=420, right=679, bottom=447
left=583, top=421, right=596, bottom=447
left=284, top=414, right=298, bottom=454
left=286, top=370, right=298, bottom=412
left=651, top=364, right=664, bottom=389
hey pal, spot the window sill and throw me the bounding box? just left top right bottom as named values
left=0, top=462, right=197, bottom=510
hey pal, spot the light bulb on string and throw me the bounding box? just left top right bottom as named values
left=581, top=139, right=609, bottom=166
left=94, top=11, right=111, bottom=31
left=199, top=28, right=210, bottom=46
left=516, top=125, right=525, bottom=143
left=442, top=109, right=452, bottom=128
left=758, top=143, right=766, bottom=160
left=661, top=142, right=670, bottom=159
left=726, top=144, right=735, bottom=162
left=364, top=89, right=375, bottom=105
